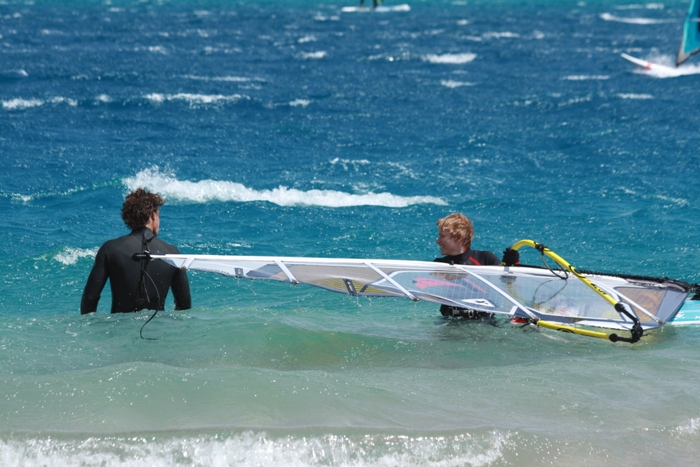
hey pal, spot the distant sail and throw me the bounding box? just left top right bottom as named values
left=677, top=0, right=700, bottom=65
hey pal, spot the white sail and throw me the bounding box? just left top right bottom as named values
left=152, top=254, right=689, bottom=333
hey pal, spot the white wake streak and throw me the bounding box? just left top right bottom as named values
left=626, top=53, right=700, bottom=78
left=641, top=63, right=700, bottom=78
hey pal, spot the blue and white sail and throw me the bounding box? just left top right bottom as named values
left=677, top=0, right=700, bottom=65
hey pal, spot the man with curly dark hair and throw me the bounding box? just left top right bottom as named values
left=81, top=188, right=191, bottom=314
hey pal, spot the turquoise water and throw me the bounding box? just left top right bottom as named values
left=2, top=0, right=700, bottom=465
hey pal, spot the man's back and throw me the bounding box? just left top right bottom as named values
left=81, top=228, right=191, bottom=313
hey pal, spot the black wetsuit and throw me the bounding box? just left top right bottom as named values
left=81, top=228, right=191, bottom=314
left=434, top=249, right=500, bottom=318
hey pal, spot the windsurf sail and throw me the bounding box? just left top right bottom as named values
left=677, top=0, right=700, bottom=65
left=151, top=239, right=691, bottom=344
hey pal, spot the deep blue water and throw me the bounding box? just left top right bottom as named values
left=2, top=0, right=700, bottom=465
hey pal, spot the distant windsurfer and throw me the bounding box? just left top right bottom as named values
left=433, top=213, right=518, bottom=319
left=80, top=188, right=191, bottom=314
left=359, top=0, right=381, bottom=8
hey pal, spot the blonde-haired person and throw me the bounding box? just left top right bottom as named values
left=434, top=213, right=518, bottom=319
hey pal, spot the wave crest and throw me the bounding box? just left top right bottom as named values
left=123, top=168, right=446, bottom=208
left=54, top=247, right=98, bottom=265
left=422, top=53, right=476, bottom=64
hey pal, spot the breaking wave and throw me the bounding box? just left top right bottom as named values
left=422, top=53, right=476, bottom=64
left=123, top=167, right=446, bottom=208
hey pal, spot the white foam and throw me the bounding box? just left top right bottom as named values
left=441, top=80, right=476, bottom=88
left=144, top=93, right=245, bottom=106
left=2, top=96, right=77, bottom=109
left=599, top=13, right=673, bottom=24
left=10, top=193, right=33, bottom=202
left=147, top=45, right=168, bottom=54
left=297, top=35, right=317, bottom=43
left=288, top=99, right=310, bottom=107
left=651, top=64, right=700, bottom=78
left=617, top=93, right=653, bottom=99
left=559, top=95, right=593, bottom=107
left=628, top=55, right=700, bottom=78
left=50, top=96, right=78, bottom=106
left=2, top=98, right=44, bottom=110
left=654, top=194, right=689, bottom=207
left=423, top=53, right=476, bottom=64
left=615, top=3, right=664, bottom=10
left=183, top=75, right=255, bottom=82
left=146, top=93, right=165, bottom=104
left=314, top=13, right=332, bottom=21
left=563, top=75, right=610, bottom=81
left=482, top=32, right=520, bottom=39
left=677, top=418, right=700, bottom=435
left=6, top=69, right=28, bottom=77
left=0, top=431, right=509, bottom=467
left=54, top=247, right=98, bottom=265
left=330, top=158, right=372, bottom=169
left=123, top=167, right=446, bottom=208
left=299, top=51, right=327, bottom=59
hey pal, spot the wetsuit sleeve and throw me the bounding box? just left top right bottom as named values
left=80, top=246, right=109, bottom=314
left=171, top=267, right=191, bottom=310
left=483, top=251, right=501, bottom=265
